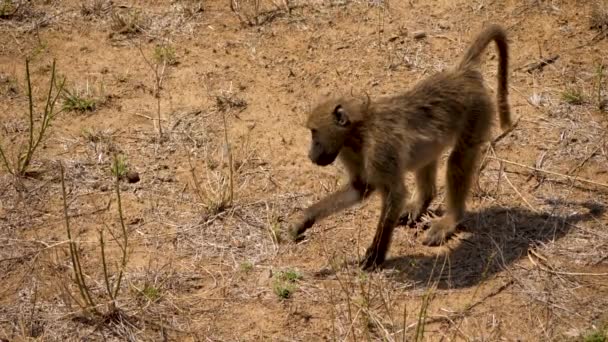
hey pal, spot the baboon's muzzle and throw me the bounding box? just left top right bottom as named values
left=309, top=149, right=338, bottom=166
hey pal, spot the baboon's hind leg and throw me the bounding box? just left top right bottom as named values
left=422, top=143, right=479, bottom=246
left=400, top=160, right=437, bottom=227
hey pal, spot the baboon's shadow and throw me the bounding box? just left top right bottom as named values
left=383, top=201, right=605, bottom=289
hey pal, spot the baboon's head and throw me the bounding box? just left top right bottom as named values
left=305, top=97, right=367, bottom=166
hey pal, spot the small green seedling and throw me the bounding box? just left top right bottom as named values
left=240, top=261, right=254, bottom=273
left=141, top=285, right=161, bottom=302
left=562, top=88, right=584, bottom=105
left=63, top=88, right=97, bottom=112
left=154, top=45, right=177, bottom=66
left=111, top=154, right=128, bottom=178
left=272, top=269, right=302, bottom=300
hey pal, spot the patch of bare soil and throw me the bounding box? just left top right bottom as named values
left=1, top=0, right=607, bottom=340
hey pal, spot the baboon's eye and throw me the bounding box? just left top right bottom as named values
left=333, top=105, right=350, bottom=127
left=310, top=129, right=318, bottom=137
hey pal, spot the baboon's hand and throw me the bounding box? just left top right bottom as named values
left=287, top=214, right=315, bottom=241
left=359, top=247, right=384, bottom=271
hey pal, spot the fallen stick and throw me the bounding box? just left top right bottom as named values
left=516, top=55, right=560, bottom=73
left=489, top=156, right=608, bottom=189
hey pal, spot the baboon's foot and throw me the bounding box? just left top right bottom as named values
left=359, top=247, right=385, bottom=271
left=421, top=216, right=458, bottom=246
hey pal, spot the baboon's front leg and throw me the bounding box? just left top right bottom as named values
left=289, top=180, right=374, bottom=240
left=360, top=184, right=405, bottom=270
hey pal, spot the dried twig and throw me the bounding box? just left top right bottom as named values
left=567, top=132, right=606, bottom=175
left=489, top=156, right=608, bottom=189
left=502, top=172, right=536, bottom=212
left=528, top=250, right=608, bottom=277
left=515, top=55, right=559, bottom=73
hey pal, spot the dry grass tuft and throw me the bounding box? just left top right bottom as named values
left=80, top=0, right=112, bottom=18
left=230, top=0, right=292, bottom=26
left=0, top=0, right=35, bottom=21
left=590, top=5, right=608, bottom=31
left=110, top=8, right=148, bottom=37
left=215, top=92, right=248, bottom=114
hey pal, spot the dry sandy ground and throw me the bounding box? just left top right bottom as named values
left=1, top=0, right=608, bottom=341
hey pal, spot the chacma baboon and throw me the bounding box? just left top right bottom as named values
left=289, top=24, right=512, bottom=270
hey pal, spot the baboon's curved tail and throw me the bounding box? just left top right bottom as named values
left=458, top=24, right=512, bottom=131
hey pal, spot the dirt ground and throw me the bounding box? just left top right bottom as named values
left=1, top=0, right=608, bottom=341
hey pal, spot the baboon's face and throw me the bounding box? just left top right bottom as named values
left=306, top=100, right=352, bottom=166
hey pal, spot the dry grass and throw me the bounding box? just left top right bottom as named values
left=1, top=0, right=608, bottom=340
left=80, top=0, right=112, bottom=18
left=230, top=0, right=292, bottom=26
left=110, top=8, right=148, bottom=37
left=0, top=0, right=34, bottom=21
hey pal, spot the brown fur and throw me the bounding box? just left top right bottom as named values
left=289, top=24, right=512, bottom=270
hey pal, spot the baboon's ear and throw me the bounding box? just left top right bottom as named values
left=333, top=105, right=350, bottom=127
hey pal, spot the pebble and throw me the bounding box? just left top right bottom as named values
left=413, top=31, right=427, bottom=39
left=126, top=171, right=140, bottom=183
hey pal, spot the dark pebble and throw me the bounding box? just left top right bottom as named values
left=126, top=171, right=140, bottom=183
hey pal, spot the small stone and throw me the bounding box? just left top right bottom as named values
left=129, top=217, right=142, bottom=225
left=157, top=173, right=175, bottom=183
left=413, top=31, right=427, bottom=39
left=126, top=171, right=140, bottom=183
